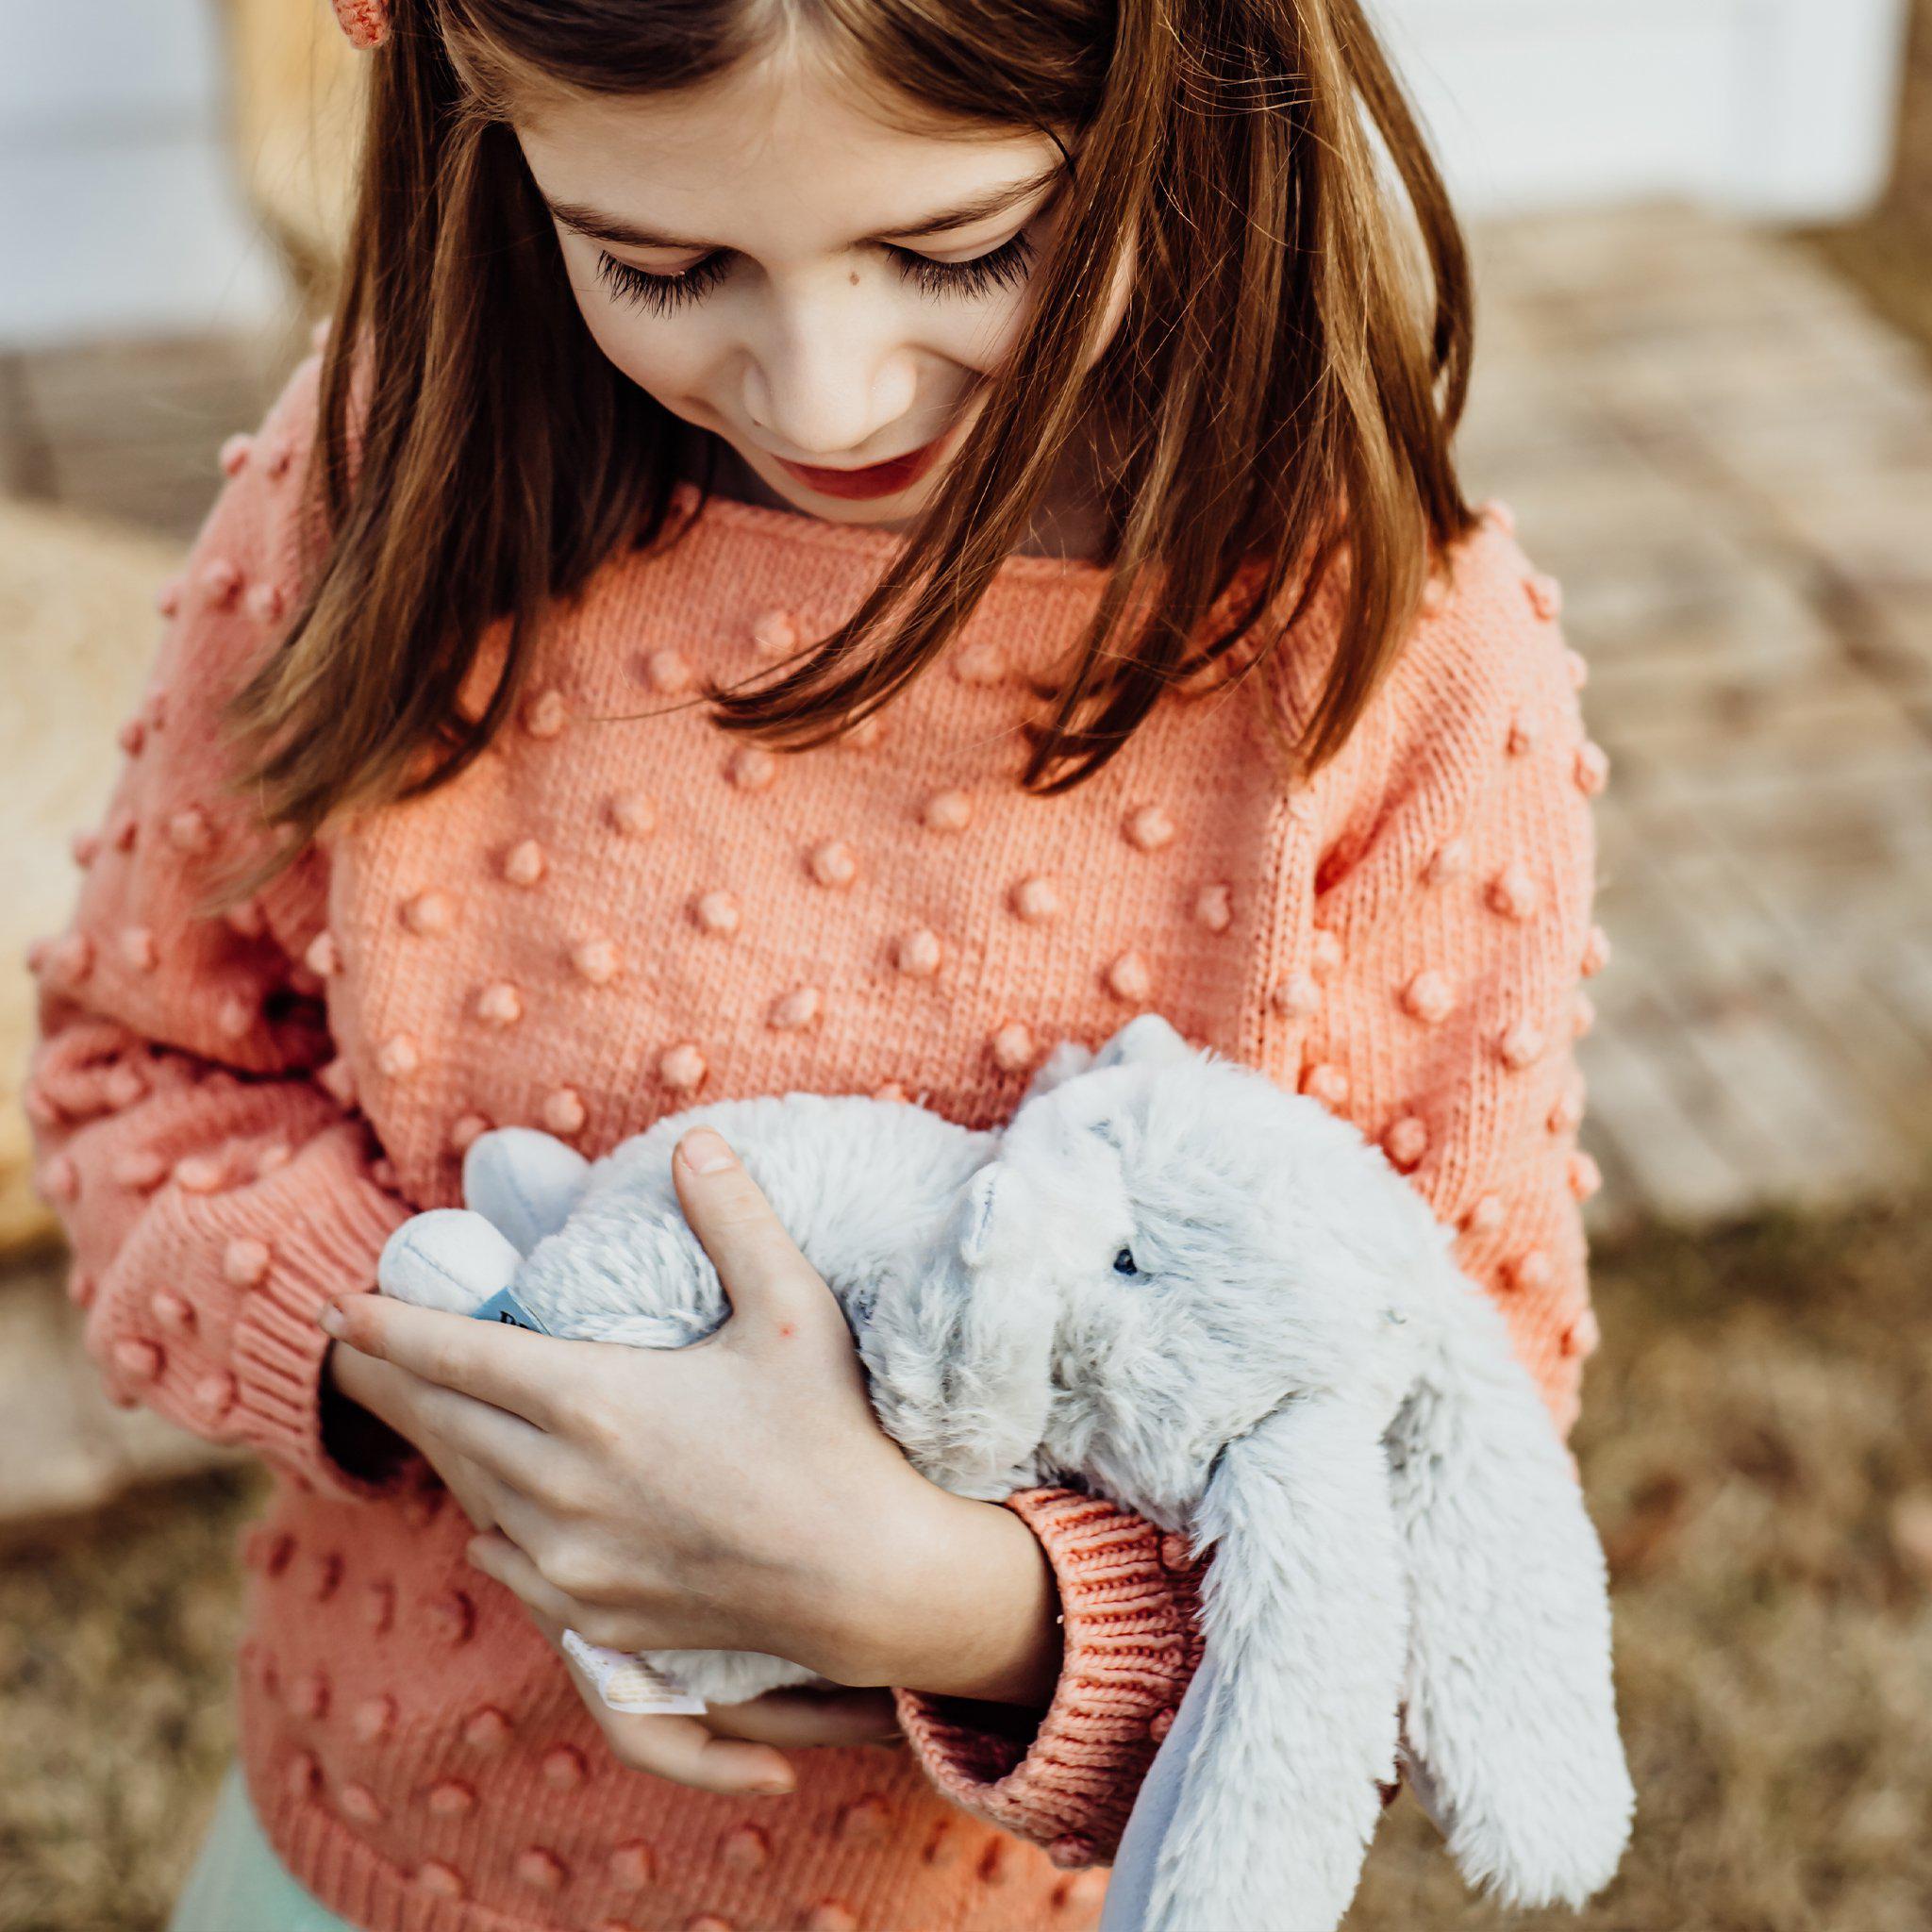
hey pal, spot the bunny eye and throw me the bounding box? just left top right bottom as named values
left=1113, top=1246, right=1140, bottom=1277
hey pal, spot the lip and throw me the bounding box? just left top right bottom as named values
left=773, top=425, right=953, bottom=501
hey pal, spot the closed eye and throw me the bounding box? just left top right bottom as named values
left=594, top=230, right=1039, bottom=319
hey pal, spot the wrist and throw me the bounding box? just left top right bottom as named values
left=844, top=1485, right=1063, bottom=1705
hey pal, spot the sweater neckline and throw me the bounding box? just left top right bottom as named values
left=665, top=477, right=1116, bottom=590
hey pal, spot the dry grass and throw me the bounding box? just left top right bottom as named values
left=4, top=1189, right=1932, bottom=1932
left=0, top=1461, right=262, bottom=1932
left=1356, top=1188, right=1932, bottom=1932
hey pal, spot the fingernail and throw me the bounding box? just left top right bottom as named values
left=681, top=1128, right=736, bottom=1174
left=317, top=1303, right=345, bottom=1337
left=753, top=1775, right=794, bottom=1796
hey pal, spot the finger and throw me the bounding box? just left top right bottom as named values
left=323, top=1293, right=592, bottom=1430
left=592, top=1703, right=795, bottom=1797
left=469, top=1541, right=891, bottom=1759
left=338, top=1356, right=557, bottom=1539
left=466, top=1530, right=659, bottom=1652
left=328, top=1349, right=460, bottom=1465
left=351, top=1354, right=574, bottom=1499
left=672, top=1127, right=841, bottom=1343
left=468, top=1530, right=601, bottom=1623
left=437, top=1453, right=503, bottom=1536
left=525, top=1593, right=796, bottom=1797
left=706, top=1687, right=906, bottom=1749
left=346, top=1370, right=505, bottom=1533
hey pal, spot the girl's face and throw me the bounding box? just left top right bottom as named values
left=513, top=36, right=1134, bottom=530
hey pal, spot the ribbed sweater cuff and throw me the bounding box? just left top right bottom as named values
left=893, top=1485, right=1203, bottom=1867
left=227, top=1169, right=416, bottom=1501
left=86, top=1132, right=418, bottom=1504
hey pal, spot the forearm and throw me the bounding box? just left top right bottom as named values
left=891, top=1486, right=1203, bottom=1864
left=873, top=1490, right=1065, bottom=1706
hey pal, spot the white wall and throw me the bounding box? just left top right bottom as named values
left=0, top=0, right=1913, bottom=350
left=1374, top=0, right=1912, bottom=221
left=0, top=0, right=288, bottom=350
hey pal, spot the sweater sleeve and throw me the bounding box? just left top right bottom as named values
left=891, top=511, right=1607, bottom=1864
left=1282, top=516, right=1607, bottom=1437
left=22, top=353, right=414, bottom=1503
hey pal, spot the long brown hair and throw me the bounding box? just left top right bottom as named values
left=219, top=0, right=1475, bottom=906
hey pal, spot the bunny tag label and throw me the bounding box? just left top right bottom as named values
left=559, top=1628, right=708, bottom=1715
left=472, top=1285, right=552, bottom=1335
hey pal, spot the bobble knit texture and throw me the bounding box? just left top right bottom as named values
left=26, top=353, right=1605, bottom=1932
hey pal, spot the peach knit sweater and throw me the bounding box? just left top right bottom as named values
left=25, top=350, right=1607, bottom=1932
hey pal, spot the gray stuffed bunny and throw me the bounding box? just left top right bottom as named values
left=377, top=1013, right=1634, bottom=1932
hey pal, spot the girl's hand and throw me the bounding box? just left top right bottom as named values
left=329, top=1312, right=911, bottom=1799
left=319, top=1125, right=1064, bottom=1712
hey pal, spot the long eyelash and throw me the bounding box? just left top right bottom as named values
left=594, top=231, right=1038, bottom=318
left=594, top=251, right=733, bottom=317
left=898, top=232, right=1038, bottom=301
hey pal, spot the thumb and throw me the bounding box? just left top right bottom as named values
left=673, top=1127, right=844, bottom=1345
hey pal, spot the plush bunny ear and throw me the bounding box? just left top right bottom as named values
left=863, top=1162, right=1059, bottom=1496
left=1018, top=1016, right=1195, bottom=1113
left=942, top=1162, right=1058, bottom=1478
left=461, top=1126, right=591, bottom=1254
left=1018, top=1038, right=1098, bottom=1109
left=377, top=1209, right=522, bottom=1316
left=1388, top=1270, right=1634, bottom=1908
left=1091, top=1013, right=1197, bottom=1073
left=1099, top=1392, right=1407, bottom=1932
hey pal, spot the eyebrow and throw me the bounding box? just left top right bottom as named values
left=540, top=157, right=1067, bottom=253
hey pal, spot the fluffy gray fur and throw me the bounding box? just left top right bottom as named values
left=377, top=1014, right=1634, bottom=1932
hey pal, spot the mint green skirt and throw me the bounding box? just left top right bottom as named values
left=168, top=1763, right=359, bottom=1932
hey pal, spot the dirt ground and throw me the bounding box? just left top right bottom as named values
left=5, top=1181, right=1930, bottom=1932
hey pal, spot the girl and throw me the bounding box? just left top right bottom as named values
left=25, top=0, right=1611, bottom=1926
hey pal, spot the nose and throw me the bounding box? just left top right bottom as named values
left=738, top=273, right=922, bottom=461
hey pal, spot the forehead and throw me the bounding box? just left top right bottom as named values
left=513, top=41, right=1059, bottom=253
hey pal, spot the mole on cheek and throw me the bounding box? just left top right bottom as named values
left=849, top=271, right=858, bottom=286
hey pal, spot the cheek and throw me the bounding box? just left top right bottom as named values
left=555, top=238, right=712, bottom=399
left=948, top=222, right=1136, bottom=379
left=577, top=304, right=709, bottom=402
left=936, top=299, right=1028, bottom=378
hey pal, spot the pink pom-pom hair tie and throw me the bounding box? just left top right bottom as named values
left=332, top=1, right=392, bottom=49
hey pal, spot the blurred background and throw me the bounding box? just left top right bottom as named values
left=4, top=0, right=1931, bottom=1925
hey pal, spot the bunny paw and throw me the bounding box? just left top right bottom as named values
left=461, top=1126, right=591, bottom=1251
left=377, top=1208, right=523, bottom=1314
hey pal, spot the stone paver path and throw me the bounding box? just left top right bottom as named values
left=3, top=200, right=1930, bottom=1522
left=1461, top=206, right=1932, bottom=1231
